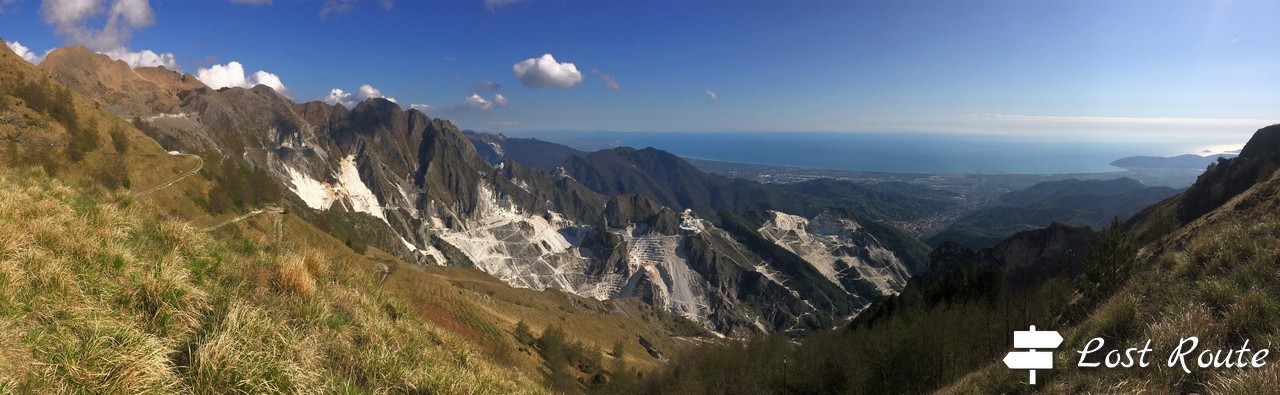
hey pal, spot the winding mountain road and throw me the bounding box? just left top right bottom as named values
left=135, top=152, right=203, bottom=198
left=203, top=206, right=284, bottom=231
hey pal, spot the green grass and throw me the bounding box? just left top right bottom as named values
left=945, top=171, right=1280, bottom=393
left=0, top=168, right=545, bottom=394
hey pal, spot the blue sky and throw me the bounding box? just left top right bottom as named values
left=1, top=0, right=1276, bottom=144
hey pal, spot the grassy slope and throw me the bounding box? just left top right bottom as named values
left=943, top=170, right=1280, bottom=393
left=1, top=42, right=704, bottom=393
left=0, top=169, right=543, bottom=393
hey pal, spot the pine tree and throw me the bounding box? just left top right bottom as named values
left=1080, top=217, right=1137, bottom=307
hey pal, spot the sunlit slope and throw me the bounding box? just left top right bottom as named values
left=1, top=40, right=704, bottom=394
left=0, top=169, right=545, bottom=393
left=0, top=37, right=216, bottom=226
left=945, top=125, right=1280, bottom=393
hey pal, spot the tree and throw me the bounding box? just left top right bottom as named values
left=612, top=339, right=626, bottom=358
left=1079, top=217, right=1137, bottom=307
left=93, top=155, right=130, bottom=189
left=110, top=123, right=129, bottom=153
left=513, top=320, right=534, bottom=345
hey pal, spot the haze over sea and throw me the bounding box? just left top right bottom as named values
left=507, top=131, right=1243, bottom=175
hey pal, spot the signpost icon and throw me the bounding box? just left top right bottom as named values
left=1003, top=325, right=1063, bottom=384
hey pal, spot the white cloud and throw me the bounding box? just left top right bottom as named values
left=512, top=53, right=583, bottom=89
left=464, top=93, right=508, bottom=111
left=39, top=0, right=180, bottom=70
left=100, top=47, right=177, bottom=69
left=6, top=41, right=43, bottom=64
left=42, top=0, right=149, bottom=50
left=196, top=61, right=288, bottom=93
left=705, top=89, right=719, bottom=103
left=591, top=69, right=619, bottom=91
left=229, top=0, right=272, bottom=5
left=318, top=84, right=396, bottom=108
left=410, top=103, right=433, bottom=113
left=319, top=0, right=355, bottom=18
left=484, top=0, right=522, bottom=11
left=319, top=88, right=355, bottom=108
left=464, top=94, right=492, bottom=110
left=356, top=84, right=395, bottom=103
left=249, top=70, right=286, bottom=91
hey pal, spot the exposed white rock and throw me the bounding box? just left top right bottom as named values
left=337, top=155, right=386, bottom=221
left=680, top=209, right=701, bottom=233
left=281, top=156, right=387, bottom=222
left=143, top=112, right=190, bottom=122
left=437, top=182, right=589, bottom=292
left=757, top=211, right=910, bottom=295
left=284, top=164, right=336, bottom=210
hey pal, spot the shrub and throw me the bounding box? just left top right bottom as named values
left=1079, top=217, right=1137, bottom=308
left=111, top=123, right=129, bottom=153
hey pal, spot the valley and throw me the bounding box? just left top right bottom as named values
left=1, top=1, right=1272, bottom=393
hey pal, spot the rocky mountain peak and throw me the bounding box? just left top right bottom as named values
left=38, top=45, right=206, bottom=116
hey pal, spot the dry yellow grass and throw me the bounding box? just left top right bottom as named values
left=0, top=41, right=702, bottom=393
left=0, top=168, right=548, bottom=394
left=277, top=255, right=316, bottom=298
left=943, top=171, right=1280, bottom=393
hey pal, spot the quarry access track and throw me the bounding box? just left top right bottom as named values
left=135, top=152, right=203, bottom=198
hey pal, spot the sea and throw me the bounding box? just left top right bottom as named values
left=503, top=131, right=1243, bottom=175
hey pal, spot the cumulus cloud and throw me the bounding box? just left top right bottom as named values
left=356, top=84, right=396, bottom=102
left=512, top=54, right=583, bottom=89
left=464, top=93, right=508, bottom=111
left=6, top=41, right=44, bottom=64
left=705, top=89, right=719, bottom=103
left=39, top=0, right=180, bottom=69
left=317, top=84, right=396, bottom=108
left=410, top=103, right=433, bottom=113
left=100, top=47, right=177, bottom=69
left=43, top=0, right=149, bottom=50
left=249, top=70, right=285, bottom=91
left=591, top=69, right=619, bottom=91
left=196, top=61, right=289, bottom=93
left=319, top=88, right=355, bottom=108
left=484, top=0, right=523, bottom=11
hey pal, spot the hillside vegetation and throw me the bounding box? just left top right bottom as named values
left=946, top=125, right=1280, bottom=393
left=929, top=178, right=1179, bottom=248
left=1, top=39, right=706, bottom=394
left=0, top=168, right=542, bottom=393
left=628, top=124, right=1280, bottom=394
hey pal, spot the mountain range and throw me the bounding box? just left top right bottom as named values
left=928, top=177, right=1180, bottom=248
left=24, top=44, right=944, bottom=337
left=4, top=41, right=1264, bottom=393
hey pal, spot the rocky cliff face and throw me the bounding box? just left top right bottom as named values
left=756, top=211, right=912, bottom=296
left=38, top=47, right=912, bottom=335
left=164, top=92, right=873, bottom=334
